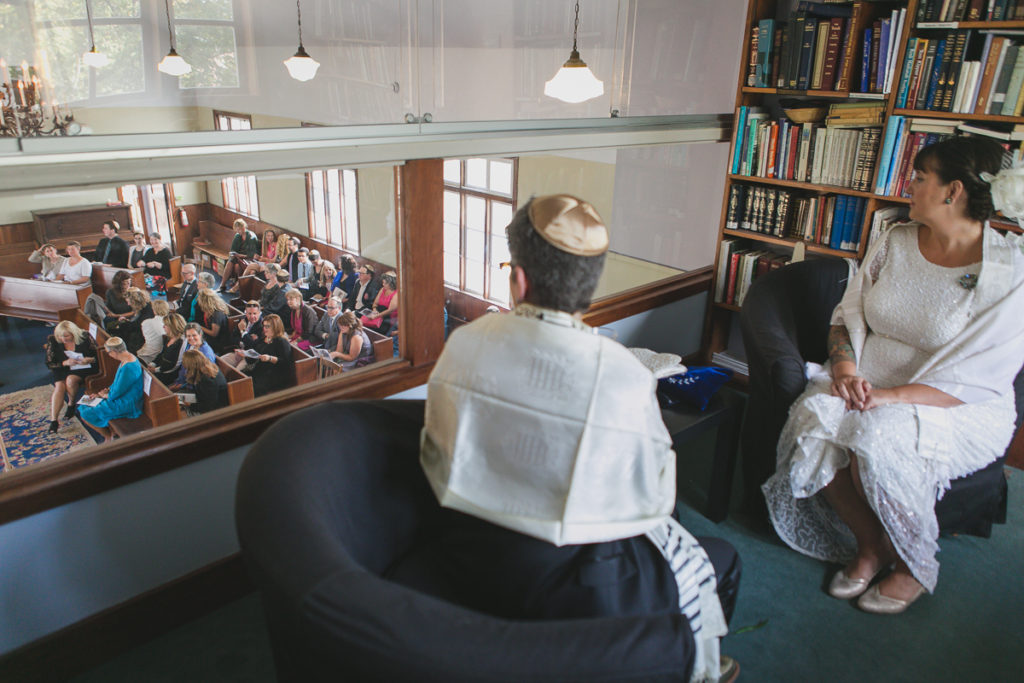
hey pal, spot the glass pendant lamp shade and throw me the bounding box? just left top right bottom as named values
left=544, top=50, right=604, bottom=103
left=545, top=2, right=604, bottom=104
left=158, top=49, right=192, bottom=76
left=82, top=46, right=109, bottom=68
left=284, top=46, right=320, bottom=82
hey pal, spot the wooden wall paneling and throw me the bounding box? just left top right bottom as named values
left=397, top=159, right=445, bottom=367
left=445, top=287, right=509, bottom=327
left=0, top=221, right=36, bottom=246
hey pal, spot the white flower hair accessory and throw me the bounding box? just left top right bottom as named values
left=980, top=160, right=1024, bottom=221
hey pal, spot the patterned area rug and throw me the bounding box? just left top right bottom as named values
left=0, top=386, right=97, bottom=473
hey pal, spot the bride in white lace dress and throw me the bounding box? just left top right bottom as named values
left=763, top=137, right=1024, bottom=614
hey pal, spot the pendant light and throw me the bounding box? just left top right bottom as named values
left=158, top=0, right=191, bottom=77
left=81, top=0, right=108, bottom=68
left=544, top=1, right=604, bottom=104
left=283, top=0, right=320, bottom=82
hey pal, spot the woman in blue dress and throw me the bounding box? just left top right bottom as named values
left=78, top=337, right=144, bottom=442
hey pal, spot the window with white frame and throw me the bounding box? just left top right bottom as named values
left=307, top=169, right=360, bottom=252
left=214, top=111, right=259, bottom=218
left=172, top=0, right=240, bottom=89
left=443, top=158, right=516, bottom=305
left=118, top=183, right=175, bottom=248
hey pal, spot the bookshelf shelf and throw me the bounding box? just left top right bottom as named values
left=714, top=302, right=742, bottom=313
left=917, top=20, right=1024, bottom=29
left=743, top=86, right=889, bottom=99
left=727, top=173, right=883, bottom=198
left=723, top=228, right=861, bottom=257
left=892, top=109, right=1024, bottom=122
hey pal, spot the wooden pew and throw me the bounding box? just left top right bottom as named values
left=91, top=265, right=146, bottom=298
left=0, top=276, right=92, bottom=323
left=0, top=242, right=43, bottom=279
left=192, top=220, right=235, bottom=273
left=166, top=255, right=183, bottom=289
left=364, top=328, right=394, bottom=364
left=290, top=343, right=318, bottom=386
left=108, top=365, right=182, bottom=438
left=232, top=274, right=266, bottom=307
left=216, top=357, right=255, bottom=405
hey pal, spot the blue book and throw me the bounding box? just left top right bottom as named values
left=860, top=27, right=873, bottom=93
left=848, top=197, right=867, bottom=251
left=895, top=38, right=917, bottom=108
left=757, top=19, right=775, bottom=87
left=876, top=19, right=891, bottom=93
left=841, top=197, right=862, bottom=251
left=732, top=106, right=748, bottom=174
left=874, top=115, right=903, bottom=194
left=924, top=39, right=947, bottom=110
left=797, top=18, right=819, bottom=90
left=830, top=195, right=849, bottom=250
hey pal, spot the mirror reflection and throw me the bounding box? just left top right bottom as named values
left=0, top=161, right=399, bottom=475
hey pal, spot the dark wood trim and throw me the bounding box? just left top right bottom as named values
left=583, top=265, right=713, bottom=327
left=0, top=555, right=251, bottom=683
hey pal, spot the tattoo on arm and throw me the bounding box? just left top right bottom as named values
left=828, top=325, right=855, bottom=366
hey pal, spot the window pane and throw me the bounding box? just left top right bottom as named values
left=34, top=0, right=85, bottom=21
left=443, top=253, right=460, bottom=285
left=37, top=27, right=89, bottom=103
left=343, top=169, right=359, bottom=250
left=443, top=222, right=460, bottom=253
left=465, top=196, right=485, bottom=231
left=490, top=235, right=510, bottom=266
left=465, top=259, right=484, bottom=294
left=490, top=202, right=513, bottom=234
left=173, top=0, right=233, bottom=21
left=443, top=160, right=461, bottom=184
left=443, top=191, right=461, bottom=223
left=489, top=267, right=509, bottom=304
left=465, top=158, right=487, bottom=189
left=246, top=176, right=259, bottom=217
left=177, top=25, right=239, bottom=89
left=490, top=160, right=513, bottom=195
left=95, top=24, right=144, bottom=96
left=465, top=228, right=485, bottom=261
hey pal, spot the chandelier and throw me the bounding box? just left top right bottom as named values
left=0, top=61, right=80, bottom=137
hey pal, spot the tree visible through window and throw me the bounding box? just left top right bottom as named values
left=214, top=111, right=259, bottom=219
left=172, top=0, right=239, bottom=89
left=443, top=158, right=515, bottom=305
left=307, top=168, right=360, bottom=252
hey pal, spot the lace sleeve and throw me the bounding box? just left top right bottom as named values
left=866, top=229, right=892, bottom=283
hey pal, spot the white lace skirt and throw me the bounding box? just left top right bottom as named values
left=763, top=377, right=1015, bottom=592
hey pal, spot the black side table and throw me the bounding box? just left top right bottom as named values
left=660, top=392, right=745, bottom=523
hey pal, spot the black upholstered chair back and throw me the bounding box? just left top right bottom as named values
left=236, top=400, right=694, bottom=683
left=738, top=259, right=1015, bottom=538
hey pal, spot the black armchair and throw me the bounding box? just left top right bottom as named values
left=739, top=258, right=1018, bottom=537
left=236, top=400, right=695, bottom=682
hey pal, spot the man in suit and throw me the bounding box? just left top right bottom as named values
left=236, top=300, right=265, bottom=351
left=282, top=237, right=302, bottom=284
left=349, top=263, right=380, bottom=312
left=176, top=263, right=199, bottom=319
left=312, top=297, right=344, bottom=350
left=94, top=221, right=129, bottom=268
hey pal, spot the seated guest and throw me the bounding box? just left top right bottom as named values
left=763, top=136, right=1024, bottom=615
left=360, top=270, right=398, bottom=335
left=397, top=195, right=741, bottom=682
left=314, top=260, right=337, bottom=302
left=141, top=232, right=172, bottom=294
left=348, top=262, right=378, bottom=311
left=284, top=289, right=318, bottom=351
left=235, top=300, right=264, bottom=351
left=281, top=237, right=302, bottom=284
left=249, top=313, right=292, bottom=397
left=329, top=311, right=374, bottom=370
left=307, top=250, right=327, bottom=299
left=128, top=231, right=148, bottom=270
left=28, top=243, right=66, bottom=281
left=88, top=269, right=133, bottom=329
left=138, top=298, right=169, bottom=364
left=195, top=288, right=232, bottom=355
left=313, top=297, right=343, bottom=350
left=184, top=272, right=217, bottom=322
left=181, top=349, right=228, bottom=415
left=175, top=262, right=199, bottom=317
left=238, top=229, right=287, bottom=285
left=56, top=242, right=93, bottom=285
left=151, top=313, right=187, bottom=386
left=78, top=337, right=144, bottom=443
left=293, top=248, right=315, bottom=298
left=44, top=320, right=98, bottom=433
left=259, top=264, right=290, bottom=318
left=93, top=221, right=129, bottom=268
left=219, top=218, right=260, bottom=292
left=118, top=287, right=154, bottom=355
left=171, top=323, right=217, bottom=390
left=331, top=254, right=359, bottom=305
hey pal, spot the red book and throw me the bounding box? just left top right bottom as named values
left=725, top=249, right=746, bottom=305
left=836, top=2, right=864, bottom=92
left=786, top=126, right=801, bottom=179
left=821, top=18, right=845, bottom=91
left=766, top=123, right=780, bottom=178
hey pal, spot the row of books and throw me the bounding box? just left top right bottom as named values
left=748, top=2, right=870, bottom=91
left=917, top=0, right=1024, bottom=22
left=731, top=104, right=883, bottom=191
left=714, top=240, right=790, bottom=306
left=895, top=32, right=1024, bottom=115
left=874, top=116, right=957, bottom=195
left=725, top=184, right=869, bottom=252
left=858, top=8, right=910, bottom=94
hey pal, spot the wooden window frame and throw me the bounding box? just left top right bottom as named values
left=213, top=111, right=260, bottom=219
left=305, top=168, right=361, bottom=253
left=443, top=158, right=518, bottom=304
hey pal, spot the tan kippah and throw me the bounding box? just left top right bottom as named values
left=527, top=195, right=609, bottom=256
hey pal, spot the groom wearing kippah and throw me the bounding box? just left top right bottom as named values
left=393, top=195, right=741, bottom=682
